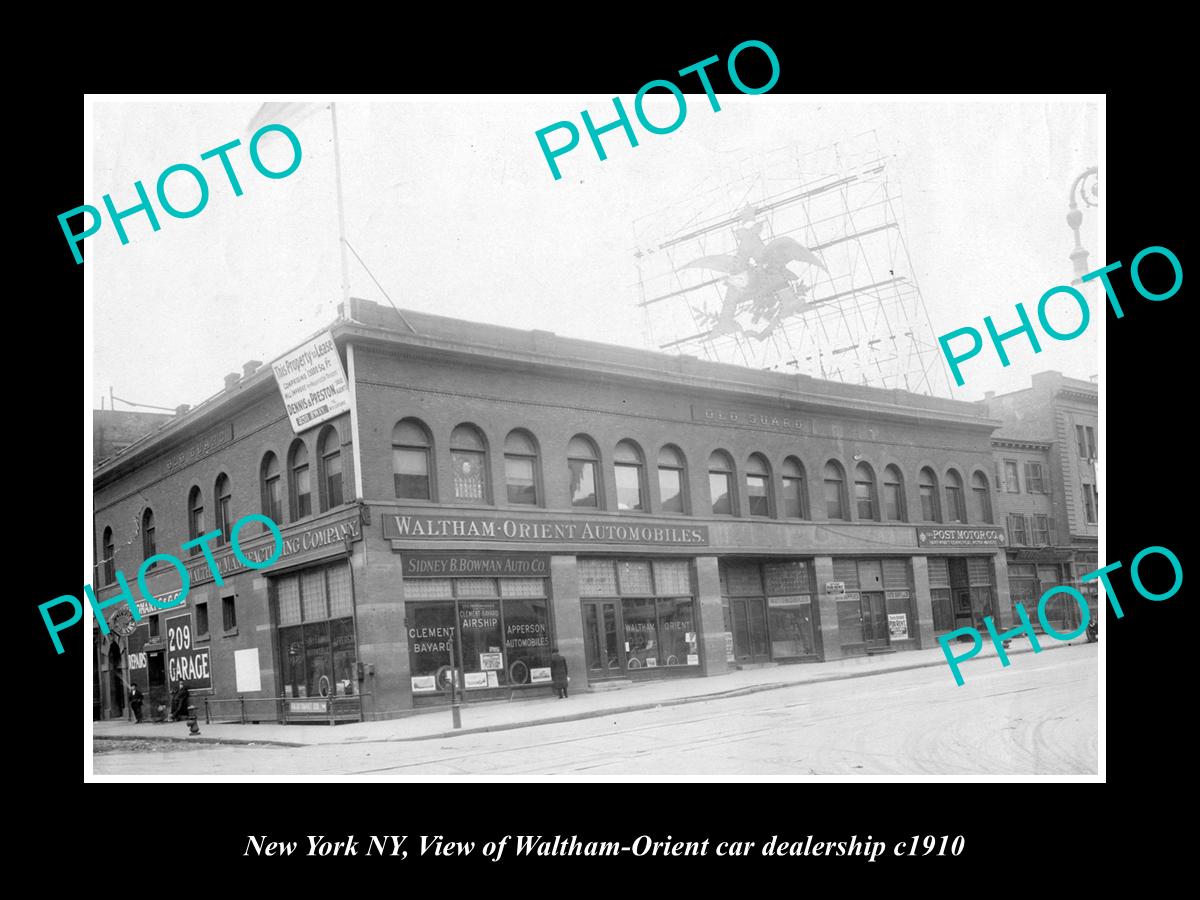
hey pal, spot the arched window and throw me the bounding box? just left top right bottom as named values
left=746, top=453, right=771, bottom=517
left=392, top=419, right=432, bottom=500
left=188, top=486, right=205, bottom=554
left=215, top=473, right=232, bottom=545
left=142, top=508, right=157, bottom=563
left=945, top=469, right=966, bottom=523
left=781, top=457, right=808, bottom=519
left=919, top=467, right=941, bottom=522
left=261, top=453, right=283, bottom=525
left=708, top=450, right=735, bottom=515
left=567, top=435, right=601, bottom=508
left=289, top=440, right=311, bottom=520
left=823, top=460, right=847, bottom=520
left=319, top=427, right=344, bottom=510
left=657, top=445, right=686, bottom=514
left=614, top=440, right=646, bottom=511
left=504, top=429, right=539, bottom=505
left=102, top=526, right=115, bottom=585
left=854, top=462, right=877, bottom=520
left=971, top=471, right=993, bottom=523
left=450, top=424, right=488, bottom=503
left=883, top=465, right=906, bottom=522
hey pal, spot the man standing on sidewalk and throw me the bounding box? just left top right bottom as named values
left=128, top=684, right=144, bottom=723
left=550, top=648, right=569, bottom=699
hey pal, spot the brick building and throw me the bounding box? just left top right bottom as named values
left=982, top=371, right=1099, bottom=630
left=93, top=298, right=1014, bottom=722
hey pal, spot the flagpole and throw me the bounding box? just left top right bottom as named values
left=330, top=102, right=351, bottom=308
left=330, top=102, right=365, bottom=504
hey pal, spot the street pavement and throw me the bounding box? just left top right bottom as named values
left=92, top=641, right=1097, bottom=777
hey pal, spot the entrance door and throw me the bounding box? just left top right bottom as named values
left=582, top=601, right=625, bottom=679
left=107, top=642, right=125, bottom=718
left=730, top=597, right=770, bottom=663
left=147, top=650, right=168, bottom=722
left=860, top=592, right=890, bottom=649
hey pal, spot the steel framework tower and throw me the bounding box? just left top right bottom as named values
left=633, top=132, right=954, bottom=396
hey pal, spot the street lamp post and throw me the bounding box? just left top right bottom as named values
left=1067, top=167, right=1099, bottom=283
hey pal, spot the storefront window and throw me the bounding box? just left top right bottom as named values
left=657, top=597, right=695, bottom=666
left=768, top=597, right=815, bottom=657
left=405, top=568, right=554, bottom=693
left=623, top=597, right=659, bottom=668
left=503, top=594, right=551, bottom=684
left=273, top=562, right=357, bottom=698
left=578, top=558, right=700, bottom=671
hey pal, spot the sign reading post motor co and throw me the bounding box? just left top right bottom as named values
left=916, top=525, right=1007, bottom=548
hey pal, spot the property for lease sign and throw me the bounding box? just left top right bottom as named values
left=272, top=331, right=351, bottom=433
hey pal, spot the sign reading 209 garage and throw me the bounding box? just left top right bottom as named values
left=165, top=613, right=212, bottom=691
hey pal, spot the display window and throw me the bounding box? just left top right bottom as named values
left=405, top=575, right=552, bottom=693
left=272, top=561, right=357, bottom=698
left=578, top=559, right=700, bottom=670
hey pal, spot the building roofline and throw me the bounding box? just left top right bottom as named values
left=94, top=299, right=1004, bottom=484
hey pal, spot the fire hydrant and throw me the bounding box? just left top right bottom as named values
left=186, top=704, right=201, bottom=736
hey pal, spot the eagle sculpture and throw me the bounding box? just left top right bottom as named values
left=684, top=206, right=827, bottom=342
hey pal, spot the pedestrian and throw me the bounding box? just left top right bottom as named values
left=128, top=684, right=144, bottom=723
left=550, top=647, right=569, bottom=699
left=170, top=683, right=191, bottom=722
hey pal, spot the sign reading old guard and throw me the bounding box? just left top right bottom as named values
left=272, top=331, right=351, bottom=433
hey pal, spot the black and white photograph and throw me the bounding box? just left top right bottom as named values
left=81, top=89, right=1103, bottom=781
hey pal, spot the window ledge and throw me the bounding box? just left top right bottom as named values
left=196, top=633, right=211, bottom=643
left=222, top=628, right=239, bottom=638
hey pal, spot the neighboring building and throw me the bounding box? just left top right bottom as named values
left=982, top=371, right=1099, bottom=630
left=93, top=409, right=173, bottom=467
left=92, top=298, right=1012, bottom=722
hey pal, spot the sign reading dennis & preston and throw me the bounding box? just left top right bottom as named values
left=384, top=514, right=709, bottom=546
left=272, top=331, right=352, bottom=433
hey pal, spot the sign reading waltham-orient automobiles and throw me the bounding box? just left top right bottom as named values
left=384, top=514, right=709, bottom=546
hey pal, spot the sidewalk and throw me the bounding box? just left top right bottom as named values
left=92, top=637, right=1087, bottom=748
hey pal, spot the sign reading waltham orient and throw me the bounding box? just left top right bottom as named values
left=385, top=514, right=709, bottom=546
left=271, top=331, right=352, bottom=433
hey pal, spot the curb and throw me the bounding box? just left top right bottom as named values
left=352, top=638, right=1082, bottom=744
left=92, top=639, right=1087, bottom=749
left=93, top=732, right=304, bottom=749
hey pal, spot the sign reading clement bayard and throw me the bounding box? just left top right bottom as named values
left=916, top=525, right=1007, bottom=548
left=384, top=514, right=708, bottom=546
left=271, top=331, right=351, bottom=433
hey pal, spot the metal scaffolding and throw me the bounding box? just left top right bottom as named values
left=632, top=132, right=954, bottom=396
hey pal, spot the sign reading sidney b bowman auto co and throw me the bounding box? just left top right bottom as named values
left=272, top=331, right=351, bottom=433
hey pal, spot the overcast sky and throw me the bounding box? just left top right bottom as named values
left=90, top=97, right=1099, bottom=411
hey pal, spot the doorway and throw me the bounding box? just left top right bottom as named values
left=860, top=592, right=890, bottom=649
left=582, top=600, right=625, bottom=678
left=729, top=596, right=770, bottom=663
left=147, top=650, right=167, bottom=722
left=107, top=642, right=124, bottom=719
